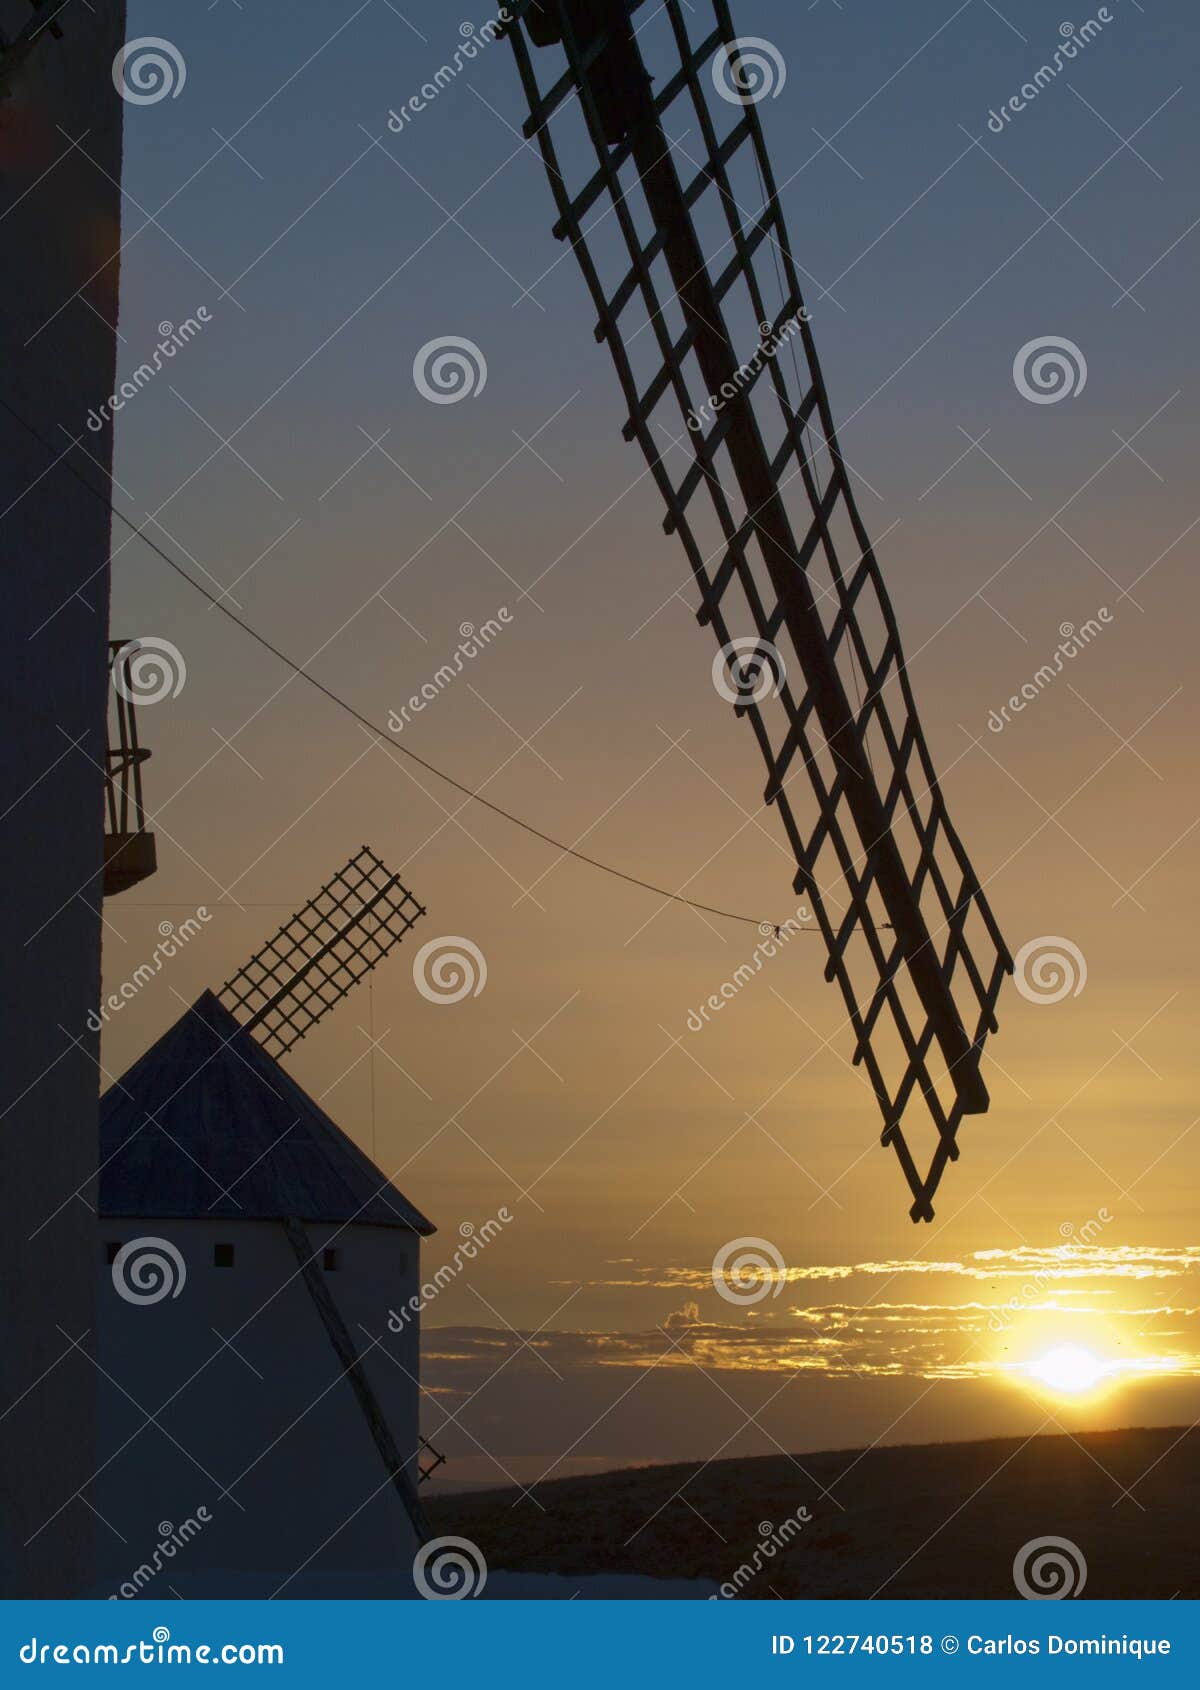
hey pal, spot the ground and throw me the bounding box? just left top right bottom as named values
left=427, top=1427, right=1200, bottom=1599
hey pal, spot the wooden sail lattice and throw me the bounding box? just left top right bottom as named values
left=418, top=1434, right=447, bottom=1485
left=505, top=0, right=1011, bottom=1219
left=219, top=847, right=426, bottom=1057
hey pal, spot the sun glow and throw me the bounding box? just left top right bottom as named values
left=1023, top=1344, right=1115, bottom=1394
left=1017, top=1342, right=1177, bottom=1399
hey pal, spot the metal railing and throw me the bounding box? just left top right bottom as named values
left=104, top=640, right=157, bottom=894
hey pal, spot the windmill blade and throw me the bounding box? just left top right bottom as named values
left=504, top=0, right=1011, bottom=1219
left=219, top=847, right=426, bottom=1057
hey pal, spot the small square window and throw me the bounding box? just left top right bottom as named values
left=322, top=1248, right=341, bottom=1272
left=213, top=1243, right=235, bottom=1268
left=104, top=1241, right=122, bottom=1265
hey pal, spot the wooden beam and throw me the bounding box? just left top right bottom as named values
left=281, top=1216, right=430, bottom=1547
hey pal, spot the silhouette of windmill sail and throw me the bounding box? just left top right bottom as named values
left=504, top=0, right=1011, bottom=1219
left=219, top=845, right=426, bottom=1056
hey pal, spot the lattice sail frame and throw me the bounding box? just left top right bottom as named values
left=219, top=847, right=426, bottom=1057
left=505, top=0, right=1011, bottom=1220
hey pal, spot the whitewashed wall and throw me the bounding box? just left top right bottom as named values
left=95, top=1218, right=424, bottom=1596
left=0, top=0, right=127, bottom=1597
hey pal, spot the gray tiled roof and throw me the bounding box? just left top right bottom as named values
left=97, top=991, right=434, bottom=1233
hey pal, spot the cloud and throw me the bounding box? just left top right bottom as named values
left=663, top=1300, right=701, bottom=1330
left=423, top=1309, right=1200, bottom=1386
left=416, top=1311, right=1200, bottom=1489
left=563, top=1244, right=1200, bottom=1296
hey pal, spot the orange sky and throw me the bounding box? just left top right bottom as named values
left=95, top=0, right=1199, bottom=1478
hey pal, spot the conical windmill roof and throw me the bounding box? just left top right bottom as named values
left=97, top=991, right=434, bottom=1233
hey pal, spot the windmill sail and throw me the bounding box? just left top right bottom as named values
left=504, top=0, right=1011, bottom=1218
left=219, top=846, right=425, bottom=1057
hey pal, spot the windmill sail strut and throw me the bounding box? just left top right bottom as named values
left=219, top=847, right=426, bottom=1058
left=505, top=0, right=1011, bottom=1219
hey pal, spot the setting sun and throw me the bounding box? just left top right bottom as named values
left=1024, top=1344, right=1116, bottom=1395
left=1015, top=1342, right=1179, bottom=1400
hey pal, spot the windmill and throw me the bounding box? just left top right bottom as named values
left=503, top=0, right=1011, bottom=1220
left=96, top=847, right=437, bottom=1574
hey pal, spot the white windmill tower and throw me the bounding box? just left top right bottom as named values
left=93, top=849, right=440, bottom=1597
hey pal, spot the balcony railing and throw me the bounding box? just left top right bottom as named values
left=104, top=640, right=157, bottom=896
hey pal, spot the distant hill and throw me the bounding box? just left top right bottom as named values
left=428, top=1426, right=1200, bottom=1599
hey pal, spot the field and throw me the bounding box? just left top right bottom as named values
left=429, top=1427, right=1200, bottom=1599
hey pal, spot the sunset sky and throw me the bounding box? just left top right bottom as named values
left=95, top=0, right=1199, bottom=1486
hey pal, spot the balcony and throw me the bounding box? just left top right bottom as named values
left=104, top=640, right=157, bottom=896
